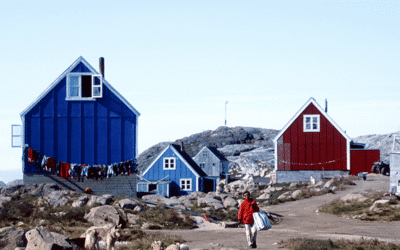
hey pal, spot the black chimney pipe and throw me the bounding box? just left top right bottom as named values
left=99, top=57, right=105, bottom=78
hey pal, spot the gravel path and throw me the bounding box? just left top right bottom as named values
left=155, top=174, right=400, bottom=250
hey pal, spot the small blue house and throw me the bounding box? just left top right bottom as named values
left=193, top=146, right=229, bottom=192
left=138, top=144, right=207, bottom=197
left=20, top=57, right=140, bottom=197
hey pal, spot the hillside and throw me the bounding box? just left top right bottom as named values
left=137, top=126, right=279, bottom=176
left=138, top=127, right=400, bottom=178
left=352, top=131, right=400, bottom=164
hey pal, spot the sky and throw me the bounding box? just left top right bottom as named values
left=0, top=1, right=399, bottom=183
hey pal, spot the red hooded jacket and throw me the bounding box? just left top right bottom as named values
left=237, top=198, right=259, bottom=224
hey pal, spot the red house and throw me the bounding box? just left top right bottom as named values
left=273, top=98, right=352, bottom=183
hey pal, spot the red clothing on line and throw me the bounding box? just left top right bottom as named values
left=60, top=162, right=71, bottom=178
left=28, top=148, right=36, bottom=163
left=237, top=198, right=259, bottom=224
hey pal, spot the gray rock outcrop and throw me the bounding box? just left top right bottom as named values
left=137, top=126, right=279, bottom=174
left=84, top=205, right=122, bottom=227
left=71, top=195, right=89, bottom=207
left=25, top=227, right=79, bottom=250
left=119, top=198, right=140, bottom=209
left=0, top=226, right=27, bottom=250
left=340, top=194, right=368, bottom=203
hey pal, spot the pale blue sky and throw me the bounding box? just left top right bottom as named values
left=0, top=1, right=399, bottom=183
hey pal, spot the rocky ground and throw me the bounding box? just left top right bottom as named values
left=1, top=174, right=399, bottom=250
left=160, top=174, right=400, bottom=250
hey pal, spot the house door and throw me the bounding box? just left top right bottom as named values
left=203, top=179, right=214, bottom=193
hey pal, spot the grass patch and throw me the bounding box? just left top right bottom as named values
left=319, top=191, right=400, bottom=222
left=0, top=194, right=37, bottom=227
left=39, top=205, right=92, bottom=227
left=189, top=200, right=237, bottom=222
left=279, top=238, right=400, bottom=250
left=118, top=230, right=185, bottom=250
left=138, top=205, right=196, bottom=229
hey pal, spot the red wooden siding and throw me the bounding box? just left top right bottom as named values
left=278, top=102, right=347, bottom=171
left=350, top=149, right=380, bottom=175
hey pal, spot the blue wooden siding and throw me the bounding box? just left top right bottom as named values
left=23, top=66, right=137, bottom=172
left=142, top=147, right=199, bottom=195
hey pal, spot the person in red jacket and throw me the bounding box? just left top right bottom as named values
left=238, top=191, right=260, bottom=248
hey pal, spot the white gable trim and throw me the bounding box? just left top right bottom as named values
left=143, top=144, right=201, bottom=192
left=273, top=97, right=351, bottom=171
left=193, top=146, right=205, bottom=159
left=273, top=97, right=351, bottom=142
left=195, top=146, right=222, bottom=162
left=141, top=144, right=171, bottom=177
left=20, top=56, right=140, bottom=118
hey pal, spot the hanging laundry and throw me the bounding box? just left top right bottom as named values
left=55, top=161, right=61, bottom=176
left=41, top=156, right=49, bottom=169
left=46, top=157, right=56, bottom=173
left=81, top=165, right=88, bottom=182
left=107, top=164, right=114, bottom=178
left=60, top=162, right=71, bottom=178
left=27, top=148, right=37, bottom=163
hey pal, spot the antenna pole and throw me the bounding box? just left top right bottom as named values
left=225, top=101, right=228, bottom=126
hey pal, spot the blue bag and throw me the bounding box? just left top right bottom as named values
left=253, top=211, right=272, bottom=231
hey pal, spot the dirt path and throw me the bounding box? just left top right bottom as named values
left=153, top=174, right=400, bottom=250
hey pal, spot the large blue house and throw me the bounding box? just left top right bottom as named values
left=138, top=144, right=207, bottom=197
left=20, top=57, right=140, bottom=197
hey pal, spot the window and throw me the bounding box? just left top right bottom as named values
left=148, top=184, right=157, bottom=192
left=11, top=125, right=21, bottom=148
left=180, top=179, right=192, bottom=191
left=203, top=150, right=208, bottom=157
left=303, top=115, right=320, bottom=132
left=199, top=163, right=205, bottom=169
left=163, top=157, right=176, bottom=170
left=66, top=73, right=102, bottom=100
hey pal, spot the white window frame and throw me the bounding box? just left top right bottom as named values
left=180, top=178, right=192, bottom=191
left=203, top=150, right=208, bottom=157
left=303, top=115, right=320, bottom=132
left=66, top=73, right=103, bottom=100
left=163, top=157, right=176, bottom=170
left=92, top=75, right=103, bottom=98
left=11, top=124, right=22, bottom=148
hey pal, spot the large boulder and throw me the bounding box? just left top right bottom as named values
left=0, top=196, right=12, bottom=208
left=0, top=184, right=24, bottom=195
left=290, top=190, right=303, bottom=199
left=119, top=198, right=140, bottom=209
left=41, top=183, right=62, bottom=195
left=86, top=195, right=113, bottom=207
left=324, top=179, right=335, bottom=189
left=25, top=227, right=79, bottom=250
left=0, top=226, right=27, bottom=250
left=222, top=196, right=238, bottom=208
left=340, top=194, right=368, bottom=203
left=141, top=194, right=165, bottom=203
left=369, top=199, right=390, bottom=211
left=257, top=193, right=270, bottom=200
left=45, top=191, right=69, bottom=207
left=127, top=213, right=140, bottom=225
left=72, top=195, right=89, bottom=208
left=84, top=205, right=122, bottom=227
left=198, top=197, right=225, bottom=210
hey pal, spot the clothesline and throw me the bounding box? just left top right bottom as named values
left=26, top=147, right=136, bottom=182
left=277, top=155, right=346, bottom=166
